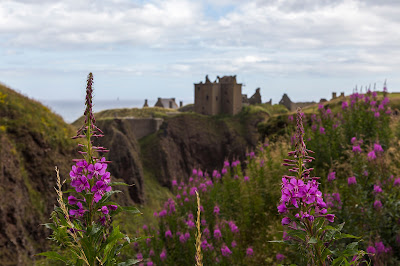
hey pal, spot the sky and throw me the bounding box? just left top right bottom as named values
left=1, top=0, right=400, bottom=107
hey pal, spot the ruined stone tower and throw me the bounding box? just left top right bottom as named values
left=194, top=75, right=242, bottom=115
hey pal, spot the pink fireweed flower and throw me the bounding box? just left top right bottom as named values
left=158, top=210, right=167, bottom=217
left=91, top=180, right=112, bottom=202
left=69, top=202, right=87, bottom=217
left=246, top=247, right=254, bottom=257
left=68, top=195, right=78, bottom=205
left=228, top=221, right=239, bottom=233
left=160, top=249, right=167, bottom=261
left=192, top=169, right=197, bottom=176
left=352, top=145, right=362, bottom=154
left=99, top=206, right=109, bottom=215
left=214, top=229, right=222, bottom=239
left=374, top=185, right=383, bottom=194
left=87, top=161, right=107, bottom=179
left=281, top=217, right=291, bottom=225
left=171, top=180, right=178, bottom=186
left=342, top=101, right=348, bottom=109
left=327, top=172, right=336, bottom=182
left=366, top=246, right=376, bottom=254
left=136, top=253, right=143, bottom=260
left=213, top=205, right=220, bottom=215
left=71, top=175, right=90, bottom=193
left=288, top=115, right=294, bottom=122
left=368, top=151, right=377, bottom=161
left=374, top=143, right=384, bottom=153
left=231, top=241, right=237, bottom=248
left=319, top=126, right=325, bottom=135
left=221, top=168, right=227, bottom=175
left=276, top=253, right=285, bottom=261
left=351, top=137, right=357, bottom=144
left=325, top=214, right=335, bottom=223
left=221, top=245, right=232, bottom=257
left=224, top=161, right=230, bottom=168
left=374, top=200, right=382, bottom=210
left=179, top=234, right=186, bottom=243
left=244, top=176, right=249, bottom=182
left=375, top=241, right=385, bottom=254
left=394, top=178, right=400, bottom=186
left=165, top=230, right=172, bottom=238
left=277, top=203, right=287, bottom=214
left=348, top=176, right=357, bottom=185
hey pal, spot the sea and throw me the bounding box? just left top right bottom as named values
left=40, top=99, right=154, bottom=124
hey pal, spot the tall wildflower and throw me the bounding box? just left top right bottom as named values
left=39, top=73, right=141, bottom=265
left=277, top=108, right=362, bottom=265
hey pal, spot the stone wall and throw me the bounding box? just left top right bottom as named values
left=122, top=117, right=164, bottom=139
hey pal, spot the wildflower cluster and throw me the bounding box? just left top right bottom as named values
left=280, top=109, right=333, bottom=224
left=277, top=108, right=363, bottom=265
left=39, top=73, right=141, bottom=265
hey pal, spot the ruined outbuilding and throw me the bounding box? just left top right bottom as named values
left=279, top=93, right=316, bottom=111
left=243, top=88, right=262, bottom=105
left=194, top=75, right=242, bottom=115
left=154, top=98, right=179, bottom=109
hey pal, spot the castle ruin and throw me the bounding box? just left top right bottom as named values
left=279, top=93, right=316, bottom=111
left=194, top=75, right=242, bottom=115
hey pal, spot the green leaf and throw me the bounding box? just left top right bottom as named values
left=36, top=251, right=69, bottom=263
left=109, top=182, right=134, bottom=187
left=121, top=206, right=142, bottom=215
left=268, top=240, right=285, bottom=243
left=337, top=233, right=361, bottom=240
left=308, top=237, right=317, bottom=244
left=42, top=223, right=57, bottom=231
left=117, top=259, right=142, bottom=266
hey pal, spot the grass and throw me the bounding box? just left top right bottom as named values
left=72, top=106, right=178, bottom=127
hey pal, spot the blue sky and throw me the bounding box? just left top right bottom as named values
left=1, top=0, right=399, bottom=106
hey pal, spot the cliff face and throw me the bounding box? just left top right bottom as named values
left=95, top=119, right=144, bottom=204
left=140, top=112, right=267, bottom=187
left=0, top=84, right=76, bottom=265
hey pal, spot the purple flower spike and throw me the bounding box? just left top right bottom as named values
left=221, top=245, right=232, bottom=257
left=348, top=176, right=357, bottom=185
left=367, top=246, right=376, bottom=254
left=71, top=176, right=90, bottom=193
left=276, top=253, right=285, bottom=261
left=68, top=195, right=78, bottom=205
left=325, top=214, right=335, bottom=223
left=374, top=185, right=383, bottom=194
left=373, top=143, right=384, bottom=153
left=327, top=172, right=336, bottom=182
left=368, top=151, right=377, bottom=161
left=246, top=247, right=254, bottom=257
left=281, top=217, right=291, bottom=225
left=374, top=200, right=382, bottom=210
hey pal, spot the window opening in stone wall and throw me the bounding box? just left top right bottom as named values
left=216, top=96, right=218, bottom=101
left=206, top=95, right=209, bottom=100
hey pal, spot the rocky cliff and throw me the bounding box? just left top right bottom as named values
left=140, top=111, right=268, bottom=187
left=0, top=84, right=76, bottom=265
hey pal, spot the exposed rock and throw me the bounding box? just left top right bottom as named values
left=141, top=112, right=267, bottom=187
left=95, top=119, right=144, bottom=204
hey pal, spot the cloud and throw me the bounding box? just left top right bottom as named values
left=0, top=0, right=399, bottom=97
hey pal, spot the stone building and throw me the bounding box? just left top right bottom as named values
left=194, top=75, right=242, bottom=115
left=243, top=88, right=262, bottom=105
left=279, top=93, right=315, bottom=111
left=143, top=99, right=149, bottom=108
left=154, top=98, right=179, bottom=109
